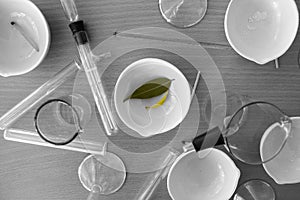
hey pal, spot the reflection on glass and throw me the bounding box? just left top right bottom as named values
left=234, top=180, right=275, bottom=200
left=194, top=101, right=291, bottom=165
left=34, top=94, right=91, bottom=145
left=225, top=101, right=291, bottom=165
left=201, top=91, right=246, bottom=127
left=78, top=144, right=126, bottom=199
left=159, top=0, right=207, bottom=28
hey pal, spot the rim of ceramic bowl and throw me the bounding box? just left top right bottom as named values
left=224, top=0, right=299, bottom=65
left=114, top=57, right=191, bottom=135
left=262, top=116, right=300, bottom=185
left=167, top=148, right=240, bottom=200
left=0, top=0, right=51, bottom=77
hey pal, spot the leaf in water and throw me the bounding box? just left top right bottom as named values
left=145, top=90, right=169, bottom=110
left=123, top=78, right=174, bottom=102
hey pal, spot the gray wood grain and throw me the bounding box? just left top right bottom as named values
left=0, top=0, right=300, bottom=199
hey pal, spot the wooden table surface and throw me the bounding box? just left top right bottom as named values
left=1, top=0, right=300, bottom=199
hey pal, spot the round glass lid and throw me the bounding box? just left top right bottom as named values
left=72, top=27, right=226, bottom=174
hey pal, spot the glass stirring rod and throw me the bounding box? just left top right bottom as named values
left=60, top=0, right=118, bottom=135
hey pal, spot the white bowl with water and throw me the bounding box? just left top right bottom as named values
left=114, top=58, right=191, bottom=137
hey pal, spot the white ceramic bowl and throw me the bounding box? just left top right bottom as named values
left=167, top=149, right=240, bottom=200
left=0, top=0, right=50, bottom=77
left=114, top=58, right=191, bottom=137
left=262, top=117, right=300, bottom=184
left=224, top=0, right=299, bottom=65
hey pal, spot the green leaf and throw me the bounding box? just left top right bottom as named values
left=123, top=78, right=174, bottom=102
